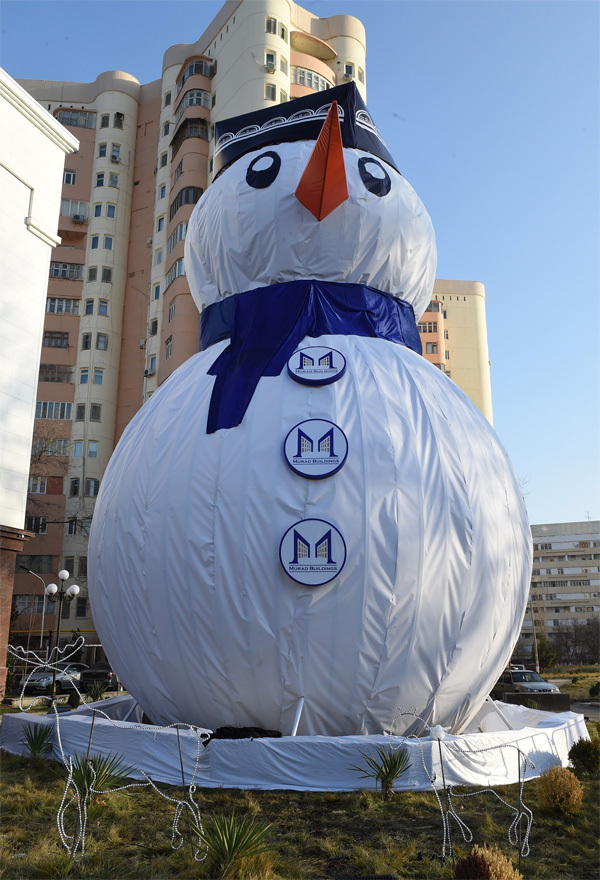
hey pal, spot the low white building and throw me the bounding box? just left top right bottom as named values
left=0, top=66, right=78, bottom=693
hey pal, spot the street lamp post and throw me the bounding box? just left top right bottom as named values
left=529, top=602, right=540, bottom=673
left=44, top=570, right=80, bottom=700
left=19, top=566, right=48, bottom=653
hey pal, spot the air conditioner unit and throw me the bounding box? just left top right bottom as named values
left=72, top=214, right=85, bottom=223
left=266, top=62, right=276, bottom=72
left=144, top=368, right=155, bottom=377
left=343, top=73, right=353, bottom=81
left=110, top=155, right=120, bottom=163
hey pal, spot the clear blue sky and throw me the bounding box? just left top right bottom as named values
left=2, top=0, right=598, bottom=526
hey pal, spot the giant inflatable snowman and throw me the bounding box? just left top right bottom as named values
left=89, top=84, right=532, bottom=737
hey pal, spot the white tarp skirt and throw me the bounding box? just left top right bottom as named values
left=0, top=699, right=587, bottom=792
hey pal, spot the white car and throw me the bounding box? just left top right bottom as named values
left=491, top=669, right=560, bottom=699
left=18, top=662, right=88, bottom=695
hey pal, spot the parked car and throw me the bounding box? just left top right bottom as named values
left=18, top=662, right=88, bottom=695
left=79, top=661, right=122, bottom=692
left=491, top=669, right=560, bottom=700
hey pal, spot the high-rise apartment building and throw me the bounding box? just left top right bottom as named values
left=10, top=0, right=492, bottom=658
left=514, top=521, right=600, bottom=665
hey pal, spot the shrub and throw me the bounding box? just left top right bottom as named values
left=67, top=691, right=81, bottom=710
left=191, top=812, right=275, bottom=879
left=589, top=681, right=599, bottom=697
left=351, top=744, right=412, bottom=800
left=455, top=844, right=522, bottom=880
left=568, top=737, right=600, bottom=778
left=85, top=680, right=109, bottom=702
left=537, top=765, right=583, bottom=815
left=21, top=723, right=54, bottom=759
left=69, top=752, right=136, bottom=800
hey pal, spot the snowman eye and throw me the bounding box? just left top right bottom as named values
left=358, top=157, right=391, bottom=197
left=246, top=151, right=281, bottom=189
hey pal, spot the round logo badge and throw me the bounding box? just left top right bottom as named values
left=287, top=346, right=346, bottom=386
left=284, top=419, right=348, bottom=480
left=279, top=518, right=347, bottom=587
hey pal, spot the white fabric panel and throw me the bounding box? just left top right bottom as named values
left=185, top=143, right=437, bottom=321
left=0, top=703, right=588, bottom=792
left=88, top=335, right=531, bottom=737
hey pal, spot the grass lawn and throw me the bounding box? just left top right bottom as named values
left=1, top=723, right=598, bottom=879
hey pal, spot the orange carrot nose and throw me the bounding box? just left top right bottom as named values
left=295, top=101, right=349, bottom=221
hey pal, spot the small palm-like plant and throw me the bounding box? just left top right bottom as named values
left=190, top=812, right=275, bottom=879
left=351, top=744, right=411, bottom=800
left=84, top=681, right=109, bottom=702
left=69, top=752, right=136, bottom=800
left=22, top=723, right=54, bottom=759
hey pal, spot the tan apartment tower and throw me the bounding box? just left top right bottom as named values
left=11, top=0, right=492, bottom=661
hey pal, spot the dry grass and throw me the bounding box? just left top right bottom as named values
left=1, top=738, right=599, bottom=879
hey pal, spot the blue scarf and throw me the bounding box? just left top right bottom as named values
left=201, top=279, right=421, bottom=433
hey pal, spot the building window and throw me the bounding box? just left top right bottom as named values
left=418, top=322, right=438, bottom=333
left=80, top=518, right=92, bottom=537
left=358, top=67, right=365, bottom=84
left=100, top=114, right=109, bottom=128
left=107, top=204, right=116, bottom=218
left=96, top=333, right=108, bottom=350
left=91, top=235, right=99, bottom=249
left=114, top=112, right=124, bottom=129
left=26, top=516, right=48, bottom=535
left=280, top=57, right=288, bottom=75
left=159, top=184, right=166, bottom=199
left=166, top=220, right=188, bottom=255
left=28, top=476, right=47, bottom=494
left=93, top=368, right=104, bottom=385
left=63, top=169, right=76, bottom=185
left=104, top=235, right=113, bottom=250
left=82, top=333, right=92, bottom=350
left=150, top=319, right=158, bottom=336
left=85, top=478, right=100, bottom=497
left=90, top=404, right=102, bottom=421
left=67, top=518, right=77, bottom=536
left=56, top=109, right=96, bottom=129
left=70, top=478, right=80, bottom=497
left=108, top=174, right=118, bottom=188
left=88, top=441, right=99, bottom=458
left=265, top=51, right=276, bottom=69
left=38, top=364, right=73, bottom=384
left=94, top=203, right=102, bottom=218
left=35, top=401, right=72, bottom=420
left=43, top=331, right=69, bottom=348
left=425, top=342, right=438, bottom=354
left=78, top=556, right=87, bottom=577
left=176, top=59, right=215, bottom=94
left=153, top=284, right=160, bottom=300
left=280, top=90, right=288, bottom=103
left=290, top=67, right=334, bottom=91
left=168, top=300, right=175, bottom=322
left=73, top=440, right=83, bottom=458
left=61, top=198, right=88, bottom=219
left=163, top=121, right=170, bottom=137
left=88, top=267, right=97, bottom=282
left=96, top=173, right=104, bottom=187
left=155, top=249, right=163, bottom=265
left=160, top=151, right=168, bottom=167
left=50, top=262, right=83, bottom=280
left=101, top=267, right=112, bottom=283
left=98, top=143, right=107, bottom=157
left=265, top=83, right=277, bottom=100
left=169, top=186, right=202, bottom=221
left=75, top=404, right=85, bottom=420
left=165, top=336, right=172, bottom=361
left=266, top=16, right=277, bottom=34
left=98, top=299, right=108, bottom=316
left=426, top=302, right=442, bottom=312
left=174, top=160, right=183, bottom=183
left=85, top=299, right=94, bottom=314
left=16, top=554, right=52, bottom=574
left=75, top=596, right=88, bottom=618
left=445, top=350, right=450, bottom=360
left=345, top=63, right=354, bottom=78
left=165, top=257, right=185, bottom=288
left=148, top=354, right=157, bottom=374
left=174, top=88, right=211, bottom=124
left=170, top=119, right=210, bottom=157
left=80, top=368, right=88, bottom=384
left=46, top=297, right=79, bottom=315
left=157, top=216, right=165, bottom=232
left=111, top=144, right=120, bottom=160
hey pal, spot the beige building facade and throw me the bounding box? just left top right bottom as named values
left=11, top=0, right=493, bottom=660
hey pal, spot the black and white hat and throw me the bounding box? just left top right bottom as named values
left=213, top=81, right=398, bottom=177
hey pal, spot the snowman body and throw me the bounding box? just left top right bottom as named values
left=88, top=106, right=532, bottom=736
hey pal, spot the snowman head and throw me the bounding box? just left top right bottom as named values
left=185, top=83, right=436, bottom=321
